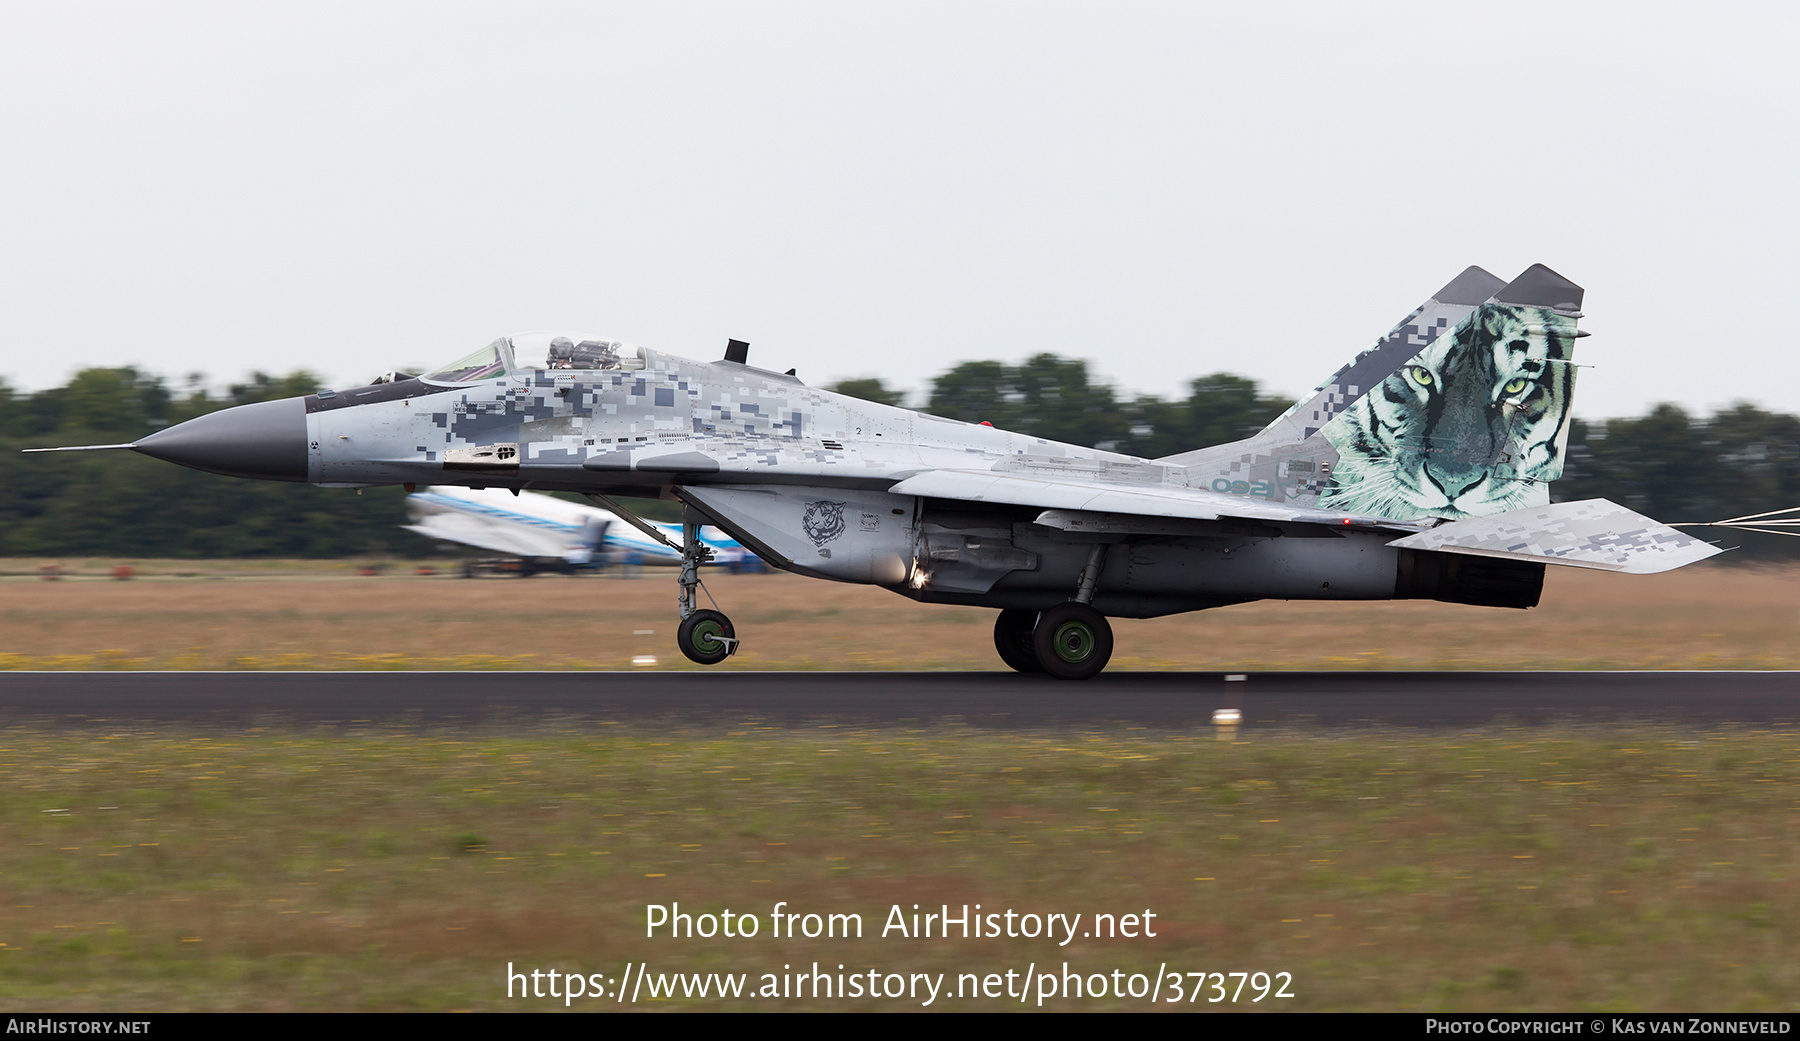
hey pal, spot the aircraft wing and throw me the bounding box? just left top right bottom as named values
left=885, top=469, right=1428, bottom=532
left=887, top=473, right=1718, bottom=574
left=404, top=512, right=577, bottom=559
left=1384, top=499, right=1722, bottom=574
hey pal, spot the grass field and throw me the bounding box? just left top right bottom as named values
left=1, top=723, right=1797, bottom=1011
left=2, top=560, right=1797, bottom=1011
left=3, top=559, right=1799, bottom=672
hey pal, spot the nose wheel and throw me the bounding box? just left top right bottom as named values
left=678, top=609, right=738, bottom=665
left=581, top=494, right=744, bottom=668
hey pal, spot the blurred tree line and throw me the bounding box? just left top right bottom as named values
left=2, top=362, right=1795, bottom=559
left=0, top=368, right=424, bottom=558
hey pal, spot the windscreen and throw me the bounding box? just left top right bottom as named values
left=420, top=338, right=509, bottom=383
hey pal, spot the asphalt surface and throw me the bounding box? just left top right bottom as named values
left=0, top=671, right=1796, bottom=729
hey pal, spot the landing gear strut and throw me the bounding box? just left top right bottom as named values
left=674, top=517, right=738, bottom=664
left=989, top=545, right=1118, bottom=679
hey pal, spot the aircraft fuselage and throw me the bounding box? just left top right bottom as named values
left=252, top=350, right=1522, bottom=616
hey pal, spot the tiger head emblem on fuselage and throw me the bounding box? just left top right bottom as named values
left=1317, top=304, right=1578, bottom=520
left=801, top=500, right=848, bottom=546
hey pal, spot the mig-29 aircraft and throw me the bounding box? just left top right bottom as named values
left=31, top=266, right=1792, bottom=678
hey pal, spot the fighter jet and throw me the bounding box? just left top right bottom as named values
left=30, top=269, right=1790, bottom=678
left=405, top=484, right=754, bottom=575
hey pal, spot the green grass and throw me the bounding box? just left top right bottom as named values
left=0, top=722, right=1797, bottom=1010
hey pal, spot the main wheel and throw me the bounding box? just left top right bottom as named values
left=677, top=609, right=737, bottom=665
left=1032, top=602, right=1113, bottom=681
left=993, top=609, right=1043, bottom=673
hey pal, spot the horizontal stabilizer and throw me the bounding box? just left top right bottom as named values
left=1385, top=499, right=1722, bottom=574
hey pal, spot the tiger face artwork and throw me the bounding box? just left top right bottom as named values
left=1315, top=303, right=1578, bottom=520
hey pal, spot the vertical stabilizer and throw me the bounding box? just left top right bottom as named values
left=1314, top=264, right=1582, bottom=520
left=1250, top=265, right=1509, bottom=446
left=1163, top=265, right=1584, bottom=524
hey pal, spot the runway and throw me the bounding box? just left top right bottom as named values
left=0, top=671, right=1796, bottom=728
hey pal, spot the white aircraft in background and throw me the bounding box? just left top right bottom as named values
left=405, top=485, right=754, bottom=576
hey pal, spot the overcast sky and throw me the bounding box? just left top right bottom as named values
left=2, top=2, right=1795, bottom=422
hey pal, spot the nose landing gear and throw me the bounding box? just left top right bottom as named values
left=586, top=494, right=740, bottom=666
left=675, top=517, right=738, bottom=664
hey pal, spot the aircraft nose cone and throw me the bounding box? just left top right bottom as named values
left=133, top=397, right=309, bottom=482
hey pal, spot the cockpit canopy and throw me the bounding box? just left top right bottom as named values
left=420, top=332, right=646, bottom=384
left=510, top=331, right=646, bottom=372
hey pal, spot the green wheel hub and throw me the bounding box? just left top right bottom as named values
left=1051, top=620, right=1096, bottom=663
left=1031, top=603, right=1113, bottom=680
left=677, top=609, right=736, bottom=665
left=691, top=619, right=726, bottom=654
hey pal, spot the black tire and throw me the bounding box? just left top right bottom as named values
left=1032, top=602, right=1113, bottom=681
left=993, top=609, right=1043, bottom=673
left=677, top=609, right=737, bottom=665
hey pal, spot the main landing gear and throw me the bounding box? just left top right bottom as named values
left=585, top=495, right=740, bottom=666
left=993, top=604, right=1114, bottom=680
left=993, top=609, right=1042, bottom=673
left=993, top=545, right=1115, bottom=680
left=1034, top=602, right=1114, bottom=681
